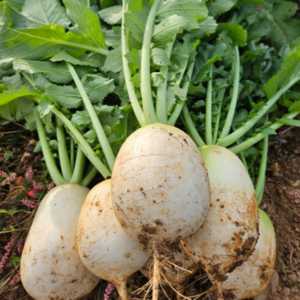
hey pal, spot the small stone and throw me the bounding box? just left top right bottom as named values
left=253, top=287, right=268, bottom=300
left=293, top=148, right=300, bottom=154
left=292, top=296, right=300, bottom=300
left=295, top=199, right=300, bottom=204
left=290, top=272, right=298, bottom=283
left=282, top=287, right=290, bottom=296
left=292, top=240, right=300, bottom=247
left=270, top=270, right=280, bottom=293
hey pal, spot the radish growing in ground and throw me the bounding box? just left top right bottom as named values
left=21, top=184, right=100, bottom=300
left=21, top=110, right=102, bottom=299
left=77, top=180, right=151, bottom=300
left=110, top=1, right=211, bottom=299
left=223, top=209, right=276, bottom=299
left=182, top=146, right=259, bottom=295
left=111, top=123, right=210, bottom=245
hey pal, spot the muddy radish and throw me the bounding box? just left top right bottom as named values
left=183, top=146, right=259, bottom=293
left=21, top=184, right=99, bottom=300
left=77, top=180, right=151, bottom=300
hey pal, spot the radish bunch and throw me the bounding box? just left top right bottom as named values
left=3, top=0, right=298, bottom=299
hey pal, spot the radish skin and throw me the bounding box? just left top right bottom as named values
left=183, top=146, right=259, bottom=282
left=21, top=184, right=99, bottom=300
left=77, top=180, right=151, bottom=300
left=111, top=123, right=210, bottom=245
left=223, top=209, right=276, bottom=299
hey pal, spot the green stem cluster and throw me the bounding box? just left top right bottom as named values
left=122, top=0, right=196, bottom=127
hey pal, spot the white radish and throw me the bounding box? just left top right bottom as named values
left=77, top=180, right=151, bottom=300
left=21, top=184, right=99, bottom=300
left=111, top=123, right=210, bottom=245
left=223, top=209, right=276, bottom=299
left=183, top=146, right=259, bottom=287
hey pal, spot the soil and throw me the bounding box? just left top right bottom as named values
left=1, top=128, right=300, bottom=300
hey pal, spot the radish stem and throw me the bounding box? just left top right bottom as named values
left=255, top=134, right=269, bottom=205
left=67, top=62, right=115, bottom=172
left=205, top=65, right=213, bottom=145
left=81, top=167, right=98, bottom=187
left=121, top=0, right=146, bottom=127
left=51, top=107, right=111, bottom=179
left=219, top=76, right=300, bottom=147
left=156, top=38, right=176, bottom=124
left=56, top=118, right=72, bottom=182
left=70, top=147, right=85, bottom=184
left=141, top=0, right=162, bottom=124
left=33, top=109, right=66, bottom=186
left=213, top=89, right=225, bottom=144
left=229, top=112, right=300, bottom=153
left=168, top=60, right=195, bottom=126
left=219, top=46, right=240, bottom=139
left=182, top=104, right=205, bottom=147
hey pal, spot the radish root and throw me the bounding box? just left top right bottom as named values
left=114, top=281, right=129, bottom=300
left=152, top=248, right=161, bottom=300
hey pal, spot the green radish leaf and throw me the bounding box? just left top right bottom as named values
left=102, top=46, right=122, bottom=73
left=217, top=23, right=247, bottom=47
left=13, top=59, right=72, bottom=84
left=192, top=100, right=206, bottom=108
left=190, top=16, right=218, bottom=38
left=95, top=105, right=115, bottom=117
left=0, top=97, right=35, bottom=121
left=206, top=0, right=237, bottom=17
left=34, top=74, right=52, bottom=92
left=72, top=110, right=91, bottom=129
left=50, top=51, right=105, bottom=68
left=276, top=117, right=300, bottom=127
left=232, top=109, right=248, bottom=128
left=278, top=97, right=293, bottom=108
left=82, top=75, right=116, bottom=104
left=289, top=101, right=300, bottom=113
left=100, top=0, right=115, bottom=9
left=192, top=40, right=227, bottom=83
left=45, top=84, right=82, bottom=108
left=0, top=73, right=22, bottom=89
left=153, top=15, right=199, bottom=43
left=0, top=3, right=106, bottom=60
left=102, top=27, right=122, bottom=48
left=83, top=128, right=97, bottom=143
left=270, top=2, right=300, bottom=50
left=0, top=87, right=40, bottom=105
left=151, top=48, right=169, bottom=66
left=234, top=0, right=264, bottom=8
left=151, top=72, right=165, bottom=87
left=7, top=0, right=71, bottom=29
left=123, top=0, right=151, bottom=43
left=63, top=0, right=107, bottom=51
left=260, top=127, right=277, bottom=135
left=0, top=84, right=8, bottom=92
left=5, top=0, right=24, bottom=11
left=38, top=97, right=54, bottom=117
left=264, top=46, right=300, bottom=99
left=98, top=5, right=122, bottom=25
left=125, top=49, right=142, bottom=73
left=156, top=0, right=208, bottom=21
left=247, top=20, right=271, bottom=42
